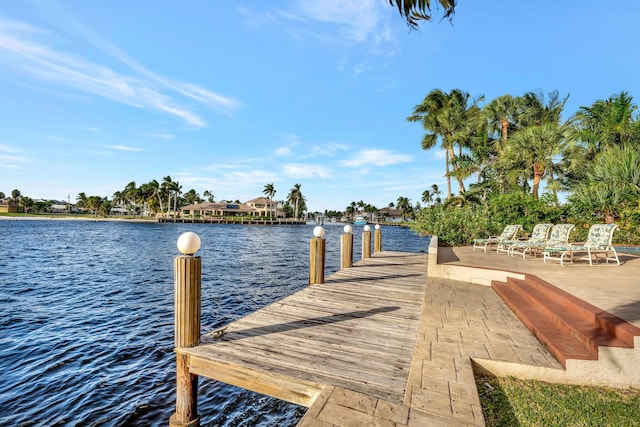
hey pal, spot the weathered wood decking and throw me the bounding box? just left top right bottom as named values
left=177, top=251, right=427, bottom=408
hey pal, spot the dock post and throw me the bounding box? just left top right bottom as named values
left=170, top=232, right=202, bottom=427
left=341, top=225, right=353, bottom=269
left=374, top=224, right=382, bottom=253
left=362, top=225, right=372, bottom=259
left=309, top=226, right=325, bottom=285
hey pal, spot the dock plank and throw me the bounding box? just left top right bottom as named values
left=179, top=251, right=428, bottom=405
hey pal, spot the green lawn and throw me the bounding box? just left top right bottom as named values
left=476, top=373, right=640, bottom=427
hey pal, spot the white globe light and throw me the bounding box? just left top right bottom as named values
left=313, top=226, right=325, bottom=238
left=363, top=225, right=371, bottom=232
left=177, top=232, right=201, bottom=255
left=343, top=225, right=352, bottom=234
left=375, top=224, right=381, bottom=230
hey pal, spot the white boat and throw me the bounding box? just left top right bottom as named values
left=353, top=216, right=367, bottom=225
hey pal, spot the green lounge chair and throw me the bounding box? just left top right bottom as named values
left=543, top=223, right=620, bottom=266
left=503, top=223, right=554, bottom=258
left=473, top=224, right=522, bottom=252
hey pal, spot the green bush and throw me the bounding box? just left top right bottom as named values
left=411, top=205, right=492, bottom=247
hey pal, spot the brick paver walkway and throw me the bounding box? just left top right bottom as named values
left=300, top=275, right=560, bottom=426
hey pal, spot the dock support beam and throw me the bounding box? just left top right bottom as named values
left=374, top=224, right=382, bottom=253
left=171, top=233, right=202, bottom=427
left=362, top=225, right=372, bottom=259
left=309, top=226, right=326, bottom=285
left=341, top=225, right=353, bottom=269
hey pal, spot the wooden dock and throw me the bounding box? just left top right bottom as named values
left=177, top=251, right=427, bottom=413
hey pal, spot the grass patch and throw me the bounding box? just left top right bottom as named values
left=476, top=373, right=640, bottom=426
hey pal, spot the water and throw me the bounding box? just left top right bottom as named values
left=0, top=220, right=429, bottom=426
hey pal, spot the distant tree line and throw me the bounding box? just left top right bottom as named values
left=3, top=179, right=309, bottom=219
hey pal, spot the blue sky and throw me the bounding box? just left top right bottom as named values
left=1, top=1, right=639, bottom=212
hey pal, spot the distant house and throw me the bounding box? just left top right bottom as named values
left=180, top=202, right=259, bottom=218
left=0, top=200, right=21, bottom=213
left=49, top=204, right=69, bottom=214
left=109, top=206, right=130, bottom=216
left=245, top=197, right=282, bottom=217
left=377, top=207, right=404, bottom=223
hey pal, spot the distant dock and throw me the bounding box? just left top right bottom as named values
left=158, top=217, right=305, bottom=225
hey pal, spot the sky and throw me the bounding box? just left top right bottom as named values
left=1, top=1, right=639, bottom=212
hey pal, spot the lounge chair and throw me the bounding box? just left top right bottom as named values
left=510, top=223, right=574, bottom=260
left=473, top=224, right=522, bottom=252
left=503, top=223, right=554, bottom=258
left=543, top=223, right=620, bottom=266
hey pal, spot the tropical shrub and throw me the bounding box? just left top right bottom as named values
left=410, top=205, right=492, bottom=247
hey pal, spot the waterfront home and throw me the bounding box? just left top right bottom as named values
left=180, top=202, right=259, bottom=218
left=377, top=207, right=404, bottom=223
left=0, top=200, right=21, bottom=213
left=245, top=197, right=282, bottom=217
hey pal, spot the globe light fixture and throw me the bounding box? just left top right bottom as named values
left=343, top=225, right=352, bottom=234
left=375, top=224, right=380, bottom=230
left=313, top=226, right=325, bottom=238
left=364, top=225, right=371, bottom=232
left=177, top=232, right=201, bottom=255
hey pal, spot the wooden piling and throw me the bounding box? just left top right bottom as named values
left=374, top=227, right=382, bottom=253
left=362, top=230, right=371, bottom=259
left=170, top=255, right=201, bottom=427
left=309, top=237, right=326, bottom=285
left=341, top=232, right=353, bottom=269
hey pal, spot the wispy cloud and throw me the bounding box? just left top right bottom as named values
left=147, top=133, right=175, bottom=140
left=0, top=16, right=241, bottom=127
left=287, top=0, right=383, bottom=44
left=283, top=163, right=333, bottom=178
left=107, top=145, right=143, bottom=152
left=340, top=149, right=412, bottom=167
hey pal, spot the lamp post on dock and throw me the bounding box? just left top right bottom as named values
left=374, top=224, right=382, bottom=253
left=171, top=232, right=202, bottom=427
left=309, top=226, right=325, bottom=285
left=341, top=225, right=353, bottom=269
left=362, top=225, right=371, bottom=259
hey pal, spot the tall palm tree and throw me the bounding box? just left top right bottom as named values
left=262, top=183, right=276, bottom=218
left=387, top=0, right=456, bottom=29
left=162, top=176, right=173, bottom=219
left=396, top=196, right=412, bottom=221
left=408, top=89, right=483, bottom=197
left=287, top=184, right=304, bottom=219
left=143, top=179, right=164, bottom=217
left=123, top=181, right=140, bottom=218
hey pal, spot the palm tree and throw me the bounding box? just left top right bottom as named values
left=408, top=89, right=483, bottom=197
left=76, top=192, right=87, bottom=211
left=396, top=196, right=412, bottom=221
left=143, top=179, right=164, bottom=217
left=387, top=0, right=456, bottom=29
left=572, top=91, right=638, bottom=159
left=11, top=189, right=20, bottom=203
left=287, top=184, right=304, bottom=219
left=123, top=181, right=140, bottom=218
left=168, top=181, right=182, bottom=219
left=203, top=190, right=214, bottom=203
left=262, top=183, right=276, bottom=218
left=505, top=123, right=570, bottom=199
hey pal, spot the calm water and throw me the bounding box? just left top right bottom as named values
left=0, top=220, right=429, bottom=426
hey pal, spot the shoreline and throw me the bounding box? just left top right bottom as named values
left=0, top=215, right=156, bottom=222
